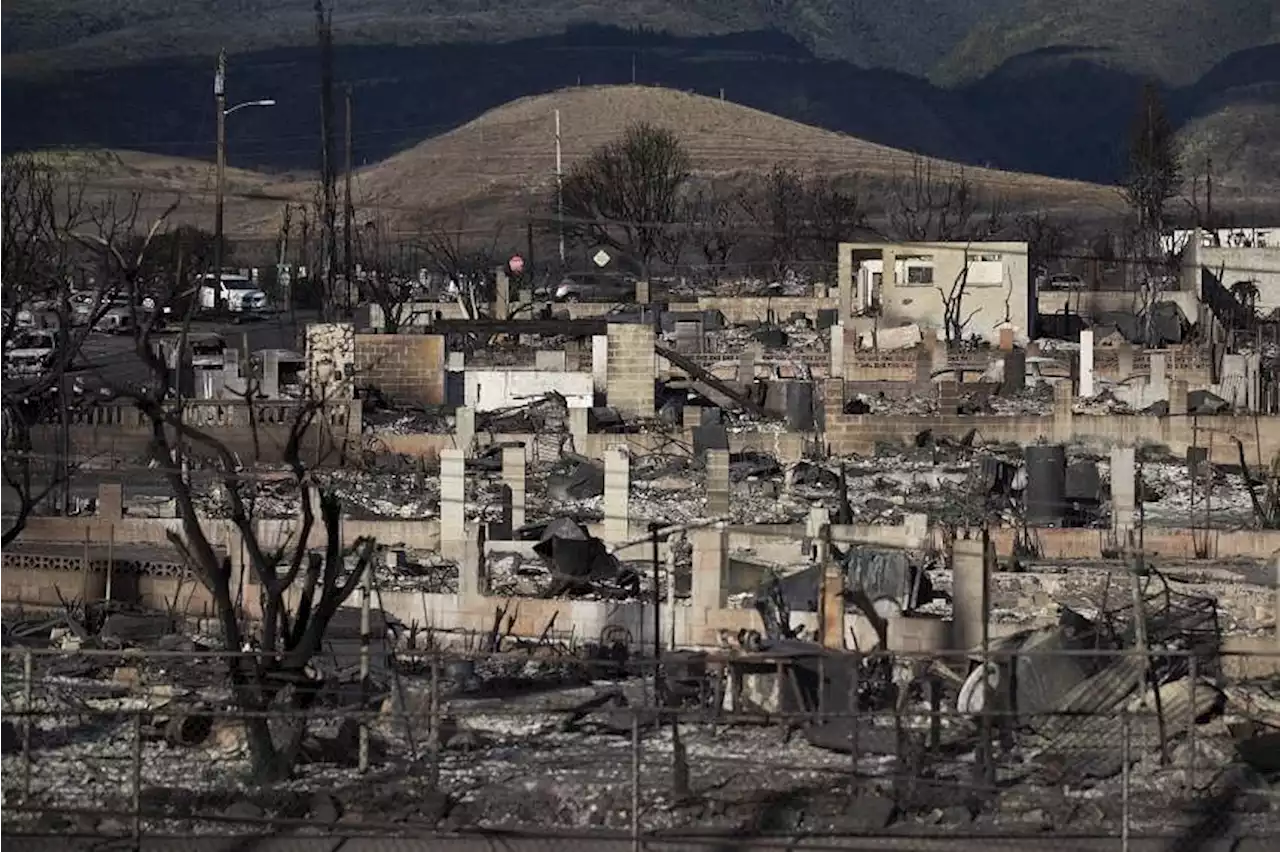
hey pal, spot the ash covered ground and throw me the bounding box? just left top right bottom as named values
left=179, top=441, right=1264, bottom=531
left=4, top=643, right=1279, bottom=840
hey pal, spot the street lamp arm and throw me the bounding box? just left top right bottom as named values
left=223, top=99, right=277, bottom=116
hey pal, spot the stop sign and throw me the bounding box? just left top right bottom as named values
left=508, top=254, right=525, bottom=275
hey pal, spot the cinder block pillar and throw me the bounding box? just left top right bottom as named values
left=454, top=406, right=475, bottom=457
left=260, top=353, right=280, bottom=399
left=830, top=323, right=845, bottom=378
left=494, top=268, right=510, bottom=319
left=501, top=445, right=526, bottom=532
left=604, top=447, right=630, bottom=544
left=952, top=533, right=991, bottom=654
left=592, top=335, right=608, bottom=397
left=705, top=449, right=730, bottom=519
left=1051, top=381, right=1074, bottom=442
left=691, top=525, right=727, bottom=611
left=1169, top=380, right=1189, bottom=415
left=459, top=533, right=482, bottom=599
left=738, top=349, right=756, bottom=390
left=1149, top=352, right=1167, bottom=393
left=605, top=324, right=655, bottom=417
left=1110, top=446, right=1137, bottom=532
left=817, top=525, right=843, bottom=649
left=569, top=406, right=589, bottom=451
left=97, top=483, right=123, bottom=521
left=837, top=245, right=853, bottom=320
left=440, top=449, right=466, bottom=562
left=928, top=331, right=948, bottom=375
left=1079, top=329, right=1095, bottom=398
left=823, top=377, right=845, bottom=427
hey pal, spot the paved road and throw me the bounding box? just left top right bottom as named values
left=71, top=312, right=309, bottom=394
left=8, top=832, right=1269, bottom=852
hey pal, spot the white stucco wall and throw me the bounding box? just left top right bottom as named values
left=462, top=369, right=594, bottom=412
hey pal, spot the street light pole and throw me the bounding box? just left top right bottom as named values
left=214, top=49, right=227, bottom=285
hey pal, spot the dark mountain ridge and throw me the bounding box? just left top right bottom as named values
left=3, top=26, right=1277, bottom=190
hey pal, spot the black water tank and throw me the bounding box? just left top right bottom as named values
left=787, top=382, right=816, bottom=432
left=1025, top=445, right=1068, bottom=526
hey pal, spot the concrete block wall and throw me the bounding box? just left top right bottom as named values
left=843, top=347, right=920, bottom=383
left=604, top=448, right=631, bottom=543
left=353, top=334, right=446, bottom=405
left=605, top=324, right=655, bottom=417
left=705, top=449, right=730, bottom=518
left=8, top=512, right=1280, bottom=647
left=305, top=323, right=356, bottom=400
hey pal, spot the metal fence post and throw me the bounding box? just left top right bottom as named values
left=849, top=652, right=860, bottom=773
left=1121, top=710, right=1131, bottom=852
left=428, top=654, right=440, bottom=791
left=132, top=710, right=144, bottom=842
left=1188, top=654, right=1199, bottom=791
left=358, top=568, right=371, bottom=774
left=22, top=649, right=33, bottom=801
left=631, top=709, right=641, bottom=852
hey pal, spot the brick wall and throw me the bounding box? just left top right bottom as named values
left=822, top=413, right=1038, bottom=455
left=353, top=334, right=446, bottom=406
left=843, top=346, right=920, bottom=382
left=606, top=324, right=655, bottom=417
left=1092, top=345, right=1213, bottom=385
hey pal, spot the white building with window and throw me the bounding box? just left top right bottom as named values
left=838, top=241, right=1031, bottom=344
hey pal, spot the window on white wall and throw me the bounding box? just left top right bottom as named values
left=967, top=254, right=1004, bottom=286
left=906, top=266, right=936, bottom=285
left=894, top=255, right=934, bottom=286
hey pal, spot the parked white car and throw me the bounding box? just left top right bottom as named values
left=4, top=329, right=58, bottom=377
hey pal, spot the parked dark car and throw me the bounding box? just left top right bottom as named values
left=552, top=272, right=639, bottom=303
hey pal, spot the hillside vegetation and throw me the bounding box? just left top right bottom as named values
left=4, top=4, right=1277, bottom=195
left=935, top=0, right=1277, bottom=85
left=357, top=85, right=1118, bottom=215
left=0, top=2, right=995, bottom=67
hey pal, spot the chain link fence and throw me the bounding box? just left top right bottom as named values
left=1, top=644, right=1277, bottom=848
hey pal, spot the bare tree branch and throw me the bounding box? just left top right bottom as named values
left=884, top=157, right=1006, bottom=243
left=68, top=192, right=376, bottom=783
left=559, top=122, right=691, bottom=277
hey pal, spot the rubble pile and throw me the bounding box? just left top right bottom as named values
left=486, top=551, right=655, bottom=601
left=190, top=468, right=442, bottom=521
left=361, top=409, right=452, bottom=436
left=695, top=316, right=828, bottom=361
left=378, top=550, right=459, bottom=594
left=5, top=537, right=1279, bottom=841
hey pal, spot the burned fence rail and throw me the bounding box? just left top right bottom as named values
left=1, top=646, right=1278, bottom=844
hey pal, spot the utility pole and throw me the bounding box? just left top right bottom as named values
left=1206, top=156, right=1215, bottom=239
left=214, top=49, right=227, bottom=286
left=555, top=108, right=565, bottom=266
left=279, top=204, right=293, bottom=321
left=316, top=0, right=338, bottom=321
left=343, top=85, right=355, bottom=316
